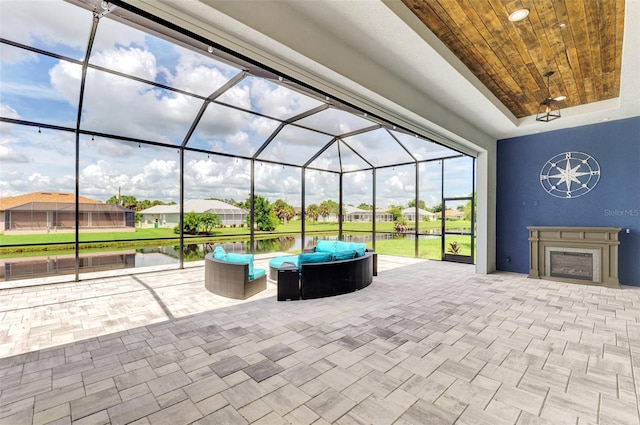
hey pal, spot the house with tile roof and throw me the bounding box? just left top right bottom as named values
left=342, top=205, right=393, bottom=222
left=0, top=192, right=135, bottom=234
left=444, top=209, right=466, bottom=220
left=138, top=199, right=248, bottom=228
left=402, top=207, right=437, bottom=222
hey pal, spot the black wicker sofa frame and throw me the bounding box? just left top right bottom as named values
left=278, top=251, right=377, bottom=300
left=204, top=254, right=267, bottom=300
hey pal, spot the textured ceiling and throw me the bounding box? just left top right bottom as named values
left=401, top=0, right=625, bottom=119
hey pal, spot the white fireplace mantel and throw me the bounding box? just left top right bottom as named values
left=527, top=226, right=621, bottom=287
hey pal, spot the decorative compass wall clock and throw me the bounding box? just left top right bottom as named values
left=540, top=151, right=601, bottom=198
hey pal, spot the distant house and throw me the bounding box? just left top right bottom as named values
left=343, top=205, right=393, bottom=222
left=293, top=207, right=303, bottom=220
left=138, top=199, right=248, bottom=228
left=0, top=192, right=135, bottom=234
left=401, top=207, right=437, bottom=222
left=444, top=209, right=465, bottom=220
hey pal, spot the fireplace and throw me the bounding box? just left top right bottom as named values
left=546, top=247, right=600, bottom=282
left=528, top=227, right=620, bottom=287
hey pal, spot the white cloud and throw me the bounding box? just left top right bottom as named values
left=90, top=47, right=158, bottom=81
left=197, top=104, right=272, bottom=141
left=27, top=172, right=51, bottom=185
left=0, top=43, right=37, bottom=65
left=0, top=104, right=20, bottom=120
left=249, top=116, right=281, bottom=139
left=167, top=52, right=240, bottom=95
left=4, top=170, right=74, bottom=194
left=3, top=78, right=78, bottom=105
left=77, top=157, right=182, bottom=202
left=225, top=131, right=252, bottom=154
left=0, top=1, right=91, bottom=57
left=252, top=78, right=320, bottom=118
left=47, top=61, right=82, bottom=105
left=139, top=159, right=177, bottom=179
left=369, top=168, right=418, bottom=207
left=74, top=68, right=202, bottom=143
left=218, top=85, right=251, bottom=109
left=181, top=156, right=254, bottom=201
left=0, top=179, right=18, bottom=197
left=91, top=13, right=148, bottom=54
left=0, top=142, right=29, bottom=163
left=0, top=104, right=21, bottom=133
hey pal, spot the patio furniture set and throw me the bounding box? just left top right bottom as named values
left=204, top=240, right=377, bottom=300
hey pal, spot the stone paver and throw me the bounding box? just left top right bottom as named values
left=1, top=255, right=640, bottom=424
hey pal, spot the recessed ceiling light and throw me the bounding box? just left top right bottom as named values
left=508, top=8, right=529, bottom=22
left=554, top=95, right=567, bottom=101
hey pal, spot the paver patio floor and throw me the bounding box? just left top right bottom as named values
left=1, top=255, right=639, bottom=424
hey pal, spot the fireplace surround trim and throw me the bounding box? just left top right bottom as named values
left=527, top=226, right=621, bottom=287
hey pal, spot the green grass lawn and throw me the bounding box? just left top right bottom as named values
left=370, top=236, right=472, bottom=259
left=0, top=219, right=473, bottom=261
left=0, top=219, right=470, bottom=244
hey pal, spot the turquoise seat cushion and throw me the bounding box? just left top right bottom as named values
left=350, top=243, right=366, bottom=258
left=213, top=246, right=226, bottom=260
left=269, top=256, right=298, bottom=269
left=332, top=250, right=356, bottom=261
left=224, top=253, right=254, bottom=277
left=335, top=241, right=366, bottom=257
left=315, top=240, right=338, bottom=253
left=298, top=252, right=332, bottom=266
left=315, top=240, right=366, bottom=257
left=251, top=268, right=266, bottom=280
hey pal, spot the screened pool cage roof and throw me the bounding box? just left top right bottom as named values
left=0, top=0, right=467, bottom=179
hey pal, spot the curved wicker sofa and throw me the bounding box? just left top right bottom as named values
left=204, top=253, right=267, bottom=300
left=269, top=240, right=377, bottom=300
left=298, top=251, right=376, bottom=299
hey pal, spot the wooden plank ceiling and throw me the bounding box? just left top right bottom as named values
left=401, top=0, right=625, bottom=118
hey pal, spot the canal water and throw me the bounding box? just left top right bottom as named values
left=1, top=233, right=439, bottom=282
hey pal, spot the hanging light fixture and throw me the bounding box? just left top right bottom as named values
left=536, top=71, right=561, bottom=122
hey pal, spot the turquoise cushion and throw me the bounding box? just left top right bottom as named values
left=225, top=253, right=254, bottom=276
left=269, top=256, right=298, bottom=269
left=250, top=268, right=266, bottom=280
left=351, top=243, right=366, bottom=258
left=334, top=241, right=349, bottom=252
left=298, top=252, right=332, bottom=266
left=316, top=240, right=337, bottom=253
left=213, top=246, right=226, bottom=260
left=332, top=250, right=356, bottom=261
left=336, top=241, right=366, bottom=257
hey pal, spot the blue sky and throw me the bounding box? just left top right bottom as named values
left=0, top=0, right=472, bottom=208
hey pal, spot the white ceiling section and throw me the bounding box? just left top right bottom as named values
left=128, top=0, right=639, bottom=146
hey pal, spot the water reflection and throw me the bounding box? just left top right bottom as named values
left=1, top=251, right=136, bottom=281
left=0, top=233, right=442, bottom=282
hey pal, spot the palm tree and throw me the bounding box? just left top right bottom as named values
left=306, top=204, right=320, bottom=224
left=271, top=199, right=296, bottom=225
left=318, top=201, right=332, bottom=222
left=282, top=205, right=296, bottom=224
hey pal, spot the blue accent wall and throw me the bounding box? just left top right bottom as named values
left=497, top=117, right=640, bottom=286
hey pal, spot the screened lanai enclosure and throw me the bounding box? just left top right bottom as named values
left=0, top=0, right=475, bottom=282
